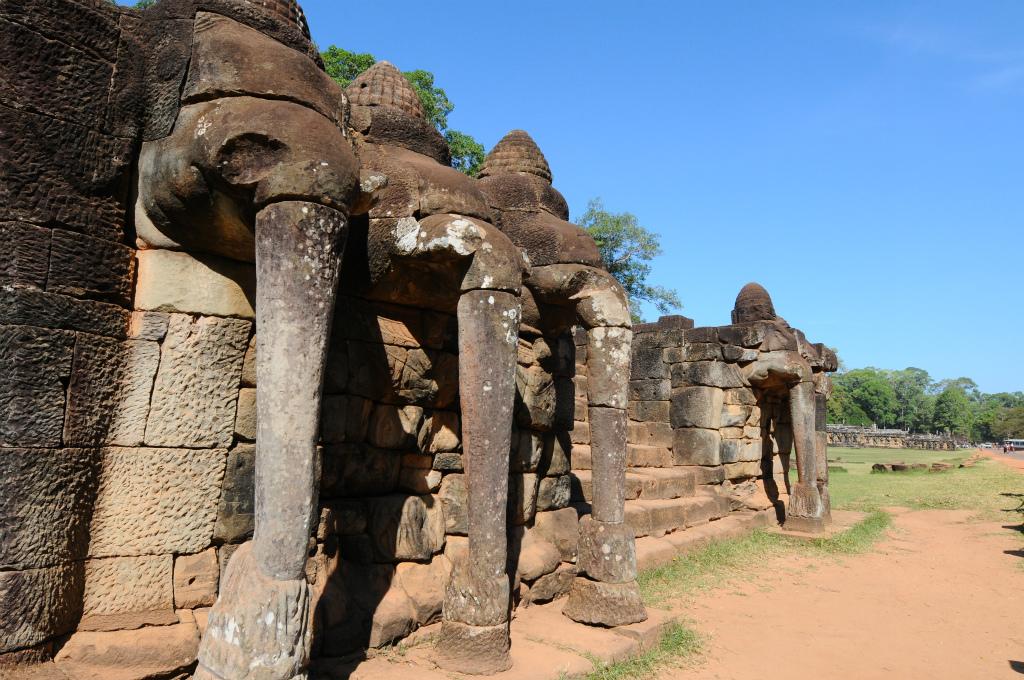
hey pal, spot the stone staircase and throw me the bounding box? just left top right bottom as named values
left=570, top=466, right=734, bottom=540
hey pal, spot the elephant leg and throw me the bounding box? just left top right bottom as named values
left=436, top=289, right=520, bottom=675
left=564, top=323, right=645, bottom=627
left=785, top=380, right=825, bottom=533
left=196, top=201, right=345, bottom=680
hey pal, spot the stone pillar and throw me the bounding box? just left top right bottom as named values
left=784, top=380, right=826, bottom=533
left=196, top=202, right=345, bottom=680
left=436, top=290, right=520, bottom=675
left=563, top=326, right=646, bottom=627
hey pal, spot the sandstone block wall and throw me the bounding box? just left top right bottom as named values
left=827, top=425, right=956, bottom=451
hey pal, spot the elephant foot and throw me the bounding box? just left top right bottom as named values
left=575, top=518, right=637, bottom=584
left=434, top=621, right=512, bottom=675
left=785, top=482, right=826, bottom=534
left=436, top=562, right=511, bottom=673
left=817, top=481, right=833, bottom=525
left=563, top=576, right=647, bottom=627
left=195, top=543, right=311, bottom=680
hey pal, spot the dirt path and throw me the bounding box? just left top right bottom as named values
left=660, top=508, right=1024, bottom=680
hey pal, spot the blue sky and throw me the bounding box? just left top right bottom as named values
left=298, top=1, right=1023, bottom=392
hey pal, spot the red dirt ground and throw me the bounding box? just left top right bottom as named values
left=660, top=500, right=1024, bottom=679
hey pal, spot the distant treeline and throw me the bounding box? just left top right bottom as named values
left=827, top=367, right=1024, bottom=441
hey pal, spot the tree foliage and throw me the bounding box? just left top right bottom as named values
left=828, top=363, right=1024, bottom=441
left=320, top=46, right=485, bottom=176
left=576, top=199, right=681, bottom=322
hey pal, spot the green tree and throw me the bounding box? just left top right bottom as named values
left=320, top=46, right=485, bottom=176
left=994, top=406, right=1024, bottom=439
left=888, top=367, right=931, bottom=431
left=831, top=368, right=899, bottom=428
left=932, top=386, right=972, bottom=436
left=576, top=199, right=681, bottom=322
left=321, top=46, right=376, bottom=89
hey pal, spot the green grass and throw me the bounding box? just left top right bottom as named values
left=583, top=622, right=702, bottom=680
left=638, top=510, right=892, bottom=607
left=827, top=447, right=1024, bottom=518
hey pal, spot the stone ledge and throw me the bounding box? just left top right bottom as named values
left=308, top=598, right=679, bottom=680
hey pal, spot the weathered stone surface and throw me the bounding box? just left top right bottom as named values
left=145, top=314, right=250, bottom=448
left=0, top=325, right=74, bottom=447
left=214, top=444, right=255, bottom=543
left=673, top=428, right=722, bottom=466
left=721, top=404, right=750, bottom=428
left=671, top=361, right=745, bottom=389
left=628, top=399, right=670, bottom=423
left=688, top=465, right=726, bottom=485
left=321, top=394, right=372, bottom=444
left=439, top=473, right=468, bottom=535
left=134, top=248, right=256, bottom=319
left=724, top=461, right=762, bottom=479
left=509, top=472, right=540, bottom=524
left=0, top=99, right=130, bottom=240
left=514, top=530, right=561, bottom=582
left=626, top=444, right=673, bottom=468
left=0, top=288, right=130, bottom=339
left=435, top=620, right=512, bottom=675
left=720, top=438, right=761, bottom=463
left=537, top=474, right=572, bottom=512
left=64, top=335, right=160, bottom=447
left=0, top=447, right=98, bottom=569
left=395, top=555, right=451, bottom=625
left=316, top=500, right=368, bottom=539
left=628, top=379, right=671, bottom=402
left=48, top=229, right=133, bottom=305
left=239, top=335, right=257, bottom=387
left=718, top=323, right=767, bottom=348
left=233, top=387, right=256, bottom=441
left=366, top=494, right=445, bottom=562
left=196, top=542, right=309, bottom=679
left=541, top=433, right=572, bottom=476
left=587, top=327, right=632, bottom=409
left=516, top=363, right=557, bottom=430
left=630, top=346, right=667, bottom=380
left=526, top=563, right=577, bottom=603
left=0, top=221, right=49, bottom=290
left=80, top=555, right=175, bottom=632
left=368, top=403, right=424, bottom=449
left=627, top=421, right=674, bottom=448
left=576, top=518, right=638, bottom=584
left=433, top=450, right=463, bottom=471
left=88, top=447, right=227, bottom=557
left=127, top=311, right=169, bottom=342
left=417, top=410, right=460, bottom=452
left=724, top=387, right=757, bottom=405
left=534, top=507, right=580, bottom=562
left=174, top=549, right=219, bottom=609
left=442, top=561, right=510, bottom=627
left=671, top=386, right=724, bottom=430
left=514, top=429, right=550, bottom=472
left=55, top=622, right=200, bottom=680
left=322, top=444, right=400, bottom=498
left=563, top=577, right=646, bottom=627
left=183, top=12, right=346, bottom=125
left=682, top=342, right=723, bottom=362
left=0, top=563, right=84, bottom=653
left=398, top=465, right=443, bottom=494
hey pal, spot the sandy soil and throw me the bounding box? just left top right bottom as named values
left=660, top=507, right=1024, bottom=680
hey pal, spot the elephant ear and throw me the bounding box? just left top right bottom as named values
left=215, top=133, right=289, bottom=189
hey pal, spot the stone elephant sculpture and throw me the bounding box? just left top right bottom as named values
left=129, top=2, right=365, bottom=677
left=734, top=283, right=835, bottom=532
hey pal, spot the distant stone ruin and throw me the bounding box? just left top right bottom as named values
left=0, top=1, right=836, bottom=678
left=827, top=425, right=956, bottom=451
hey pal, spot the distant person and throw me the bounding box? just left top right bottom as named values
left=1003, top=444, right=1008, bottom=454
